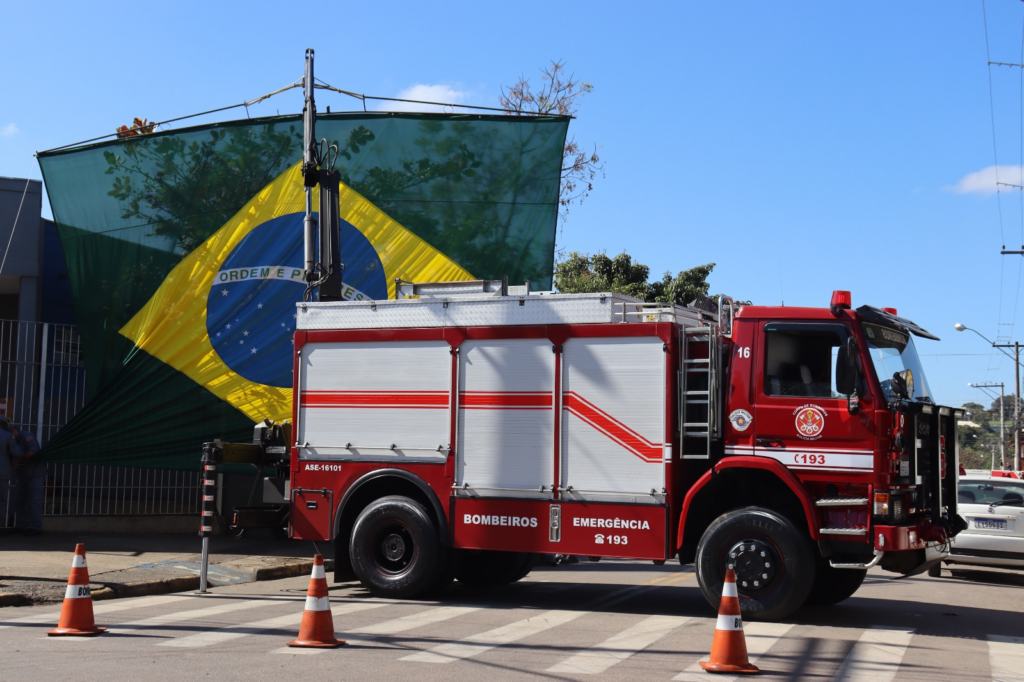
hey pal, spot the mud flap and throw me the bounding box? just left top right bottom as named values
left=894, top=544, right=949, bottom=579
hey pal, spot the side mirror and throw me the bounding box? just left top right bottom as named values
left=836, top=337, right=858, bottom=395
left=836, top=336, right=860, bottom=414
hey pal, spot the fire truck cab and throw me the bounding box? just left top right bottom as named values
left=283, top=281, right=963, bottom=620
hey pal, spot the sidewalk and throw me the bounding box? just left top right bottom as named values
left=0, top=531, right=336, bottom=607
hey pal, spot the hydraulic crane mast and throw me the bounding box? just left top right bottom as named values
left=301, top=48, right=343, bottom=301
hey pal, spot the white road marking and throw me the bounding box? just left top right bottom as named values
left=270, top=645, right=332, bottom=655
left=346, top=606, right=480, bottom=640
left=545, top=614, right=690, bottom=674
left=159, top=600, right=386, bottom=648
left=832, top=627, right=914, bottom=682
left=270, top=605, right=479, bottom=656
left=107, top=598, right=274, bottom=634
left=672, top=621, right=794, bottom=681
left=0, top=594, right=196, bottom=630
left=989, top=634, right=1024, bottom=682
left=401, top=609, right=588, bottom=663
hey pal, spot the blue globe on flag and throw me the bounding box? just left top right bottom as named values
left=206, top=213, right=388, bottom=387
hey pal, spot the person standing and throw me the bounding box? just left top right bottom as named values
left=0, top=415, right=23, bottom=530
left=14, top=426, right=43, bottom=535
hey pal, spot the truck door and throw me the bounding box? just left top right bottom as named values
left=752, top=322, right=875, bottom=475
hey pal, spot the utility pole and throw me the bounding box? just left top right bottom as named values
left=969, top=381, right=1006, bottom=469
left=990, top=342, right=1018, bottom=470
left=955, top=324, right=1021, bottom=470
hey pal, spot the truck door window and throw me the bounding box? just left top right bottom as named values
left=763, top=325, right=846, bottom=398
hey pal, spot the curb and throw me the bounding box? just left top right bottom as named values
left=2, top=558, right=337, bottom=608
left=95, top=577, right=201, bottom=601
left=0, top=592, right=31, bottom=607
left=254, top=558, right=334, bottom=582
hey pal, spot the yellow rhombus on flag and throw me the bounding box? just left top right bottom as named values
left=120, top=161, right=474, bottom=422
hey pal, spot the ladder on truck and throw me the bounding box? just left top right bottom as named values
left=681, top=324, right=720, bottom=459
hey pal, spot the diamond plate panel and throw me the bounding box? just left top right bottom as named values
left=296, top=293, right=648, bottom=330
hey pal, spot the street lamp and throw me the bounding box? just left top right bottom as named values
left=955, top=323, right=1021, bottom=470
left=968, top=382, right=1006, bottom=469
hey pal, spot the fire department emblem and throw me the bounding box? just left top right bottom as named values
left=794, top=405, right=827, bottom=440
left=729, top=409, right=753, bottom=432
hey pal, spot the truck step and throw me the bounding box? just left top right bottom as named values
left=818, top=527, right=868, bottom=535
left=815, top=498, right=869, bottom=507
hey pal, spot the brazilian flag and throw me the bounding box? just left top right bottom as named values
left=37, top=113, right=568, bottom=469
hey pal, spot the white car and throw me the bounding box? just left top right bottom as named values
left=940, top=473, right=1024, bottom=572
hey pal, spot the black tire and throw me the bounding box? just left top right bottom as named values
left=349, top=495, right=447, bottom=599
left=456, top=550, right=530, bottom=588
left=927, top=563, right=942, bottom=578
left=510, top=553, right=540, bottom=583
left=807, top=564, right=866, bottom=605
left=695, top=506, right=815, bottom=621
left=426, top=549, right=464, bottom=596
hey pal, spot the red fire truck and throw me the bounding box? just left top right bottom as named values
left=225, top=280, right=964, bottom=621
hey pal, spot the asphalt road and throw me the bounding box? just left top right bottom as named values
left=2, top=559, right=1022, bottom=681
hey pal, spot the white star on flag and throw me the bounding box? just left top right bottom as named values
left=250, top=347, right=258, bottom=355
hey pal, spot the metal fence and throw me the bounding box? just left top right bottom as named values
left=44, top=465, right=200, bottom=516
left=0, top=319, right=200, bottom=527
left=0, top=320, right=86, bottom=443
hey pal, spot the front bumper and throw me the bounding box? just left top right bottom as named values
left=874, top=522, right=950, bottom=552
left=874, top=522, right=951, bottom=576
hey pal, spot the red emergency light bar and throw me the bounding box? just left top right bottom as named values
left=831, top=290, right=851, bottom=308
left=882, top=307, right=898, bottom=316
left=830, top=290, right=851, bottom=316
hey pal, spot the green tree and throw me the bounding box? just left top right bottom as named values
left=650, top=263, right=716, bottom=306
left=554, top=250, right=725, bottom=306
left=554, top=252, right=650, bottom=299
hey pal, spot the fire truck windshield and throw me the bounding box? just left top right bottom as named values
left=861, top=322, right=933, bottom=402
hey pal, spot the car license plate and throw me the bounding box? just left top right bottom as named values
left=973, top=519, right=1007, bottom=530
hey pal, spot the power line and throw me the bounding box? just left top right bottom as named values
left=983, top=0, right=1007, bottom=248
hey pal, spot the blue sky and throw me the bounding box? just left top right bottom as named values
left=2, top=1, right=1024, bottom=409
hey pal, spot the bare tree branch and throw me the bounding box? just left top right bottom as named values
left=500, top=60, right=605, bottom=222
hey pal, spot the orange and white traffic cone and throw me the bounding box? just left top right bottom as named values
left=287, top=553, right=344, bottom=648
left=47, top=543, right=106, bottom=636
left=699, top=567, right=758, bottom=674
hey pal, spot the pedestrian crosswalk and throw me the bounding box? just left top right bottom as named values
left=2, top=592, right=1021, bottom=680
left=401, top=608, right=587, bottom=664
left=546, top=615, right=691, bottom=675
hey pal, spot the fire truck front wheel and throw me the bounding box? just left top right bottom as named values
left=695, top=507, right=815, bottom=621
left=349, top=495, right=448, bottom=599
left=806, top=564, right=866, bottom=605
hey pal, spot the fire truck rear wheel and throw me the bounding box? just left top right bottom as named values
left=510, top=553, right=540, bottom=583
left=695, top=506, right=815, bottom=621
left=456, top=550, right=530, bottom=588
left=806, top=564, right=866, bottom=605
left=349, top=495, right=447, bottom=599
